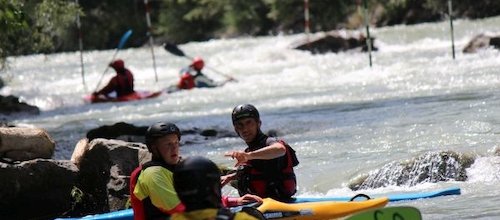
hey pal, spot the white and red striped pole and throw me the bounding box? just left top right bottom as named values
left=75, top=0, right=87, bottom=92
left=304, top=0, right=310, bottom=43
left=144, top=0, right=158, bottom=82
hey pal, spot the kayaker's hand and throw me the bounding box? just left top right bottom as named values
left=238, top=194, right=263, bottom=205
left=225, top=151, right=250, bottom=166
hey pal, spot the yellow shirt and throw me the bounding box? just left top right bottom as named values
left=133, top=166, right=181, bottom=212
left=171, top=208, right=259, bottom=220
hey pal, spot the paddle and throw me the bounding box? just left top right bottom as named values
left=345, top=206, right=422, bottom=220
left=93, top=29, right=133, bottom=93
left=163, top=42, right=237, bottom=82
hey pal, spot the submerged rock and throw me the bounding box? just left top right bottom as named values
left=349, top=151, right=475, bottom=190
left=293, top=31, right=377, bottom=54
left=0, top=95, right=39, bottom=116
left=463, top=33, right=500, bottom=53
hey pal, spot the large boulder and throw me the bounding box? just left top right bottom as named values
left=0, top=159, right=79, bottom=219
left=349, top=151, right=475, bottom=190
left=463, top=34, right=500, bottom=53
left=0, top=127, right=55, bottom=161
left=72, top=138, right=150, bottom=215
left=0, top=95, right=39, bottom=116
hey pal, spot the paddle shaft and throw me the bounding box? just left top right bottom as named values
left=93, top=49, right=119, bottom=92
left=93, top=30, right=133, bottom=93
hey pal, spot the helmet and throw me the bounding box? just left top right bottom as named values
left=109, top=59, right=125, bottom=70
left=174, top=156, right=222, bottom=211
left=232, top=104, right=260, bottom=124
left=145, top=122, right=181, bottom=149
left=191, top=57, right=204, bottom=70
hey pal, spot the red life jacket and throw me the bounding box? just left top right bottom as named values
left=237, top=138, right=299, bottom=201
left=129, top=160, right=178, bottom=220
left=177, top=72, right=195, bottom=90
left=115, top=69, right=134, bottom=97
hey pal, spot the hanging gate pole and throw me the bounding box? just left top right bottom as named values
left=144, top=0, right=158, bottom=82
left=363, top=0, right=373, bottom=67
left=75, top=0, right=87, bottom=92
left=448, top=0, right=456, bottom=59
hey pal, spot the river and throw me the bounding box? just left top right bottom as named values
left=2, top=16, right=500, bottom=219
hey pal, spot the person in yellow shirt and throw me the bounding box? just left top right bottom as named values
left=129, top=122, right=185, bottom=220
left=171, top=156, right=265, bottom=220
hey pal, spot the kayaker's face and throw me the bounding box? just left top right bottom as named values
left=152, top=134, right=180, bottom=165
left=234, top=118, right=260, bottom=143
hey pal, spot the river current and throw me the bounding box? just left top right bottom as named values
left=2, top=16, right=500, bottom=219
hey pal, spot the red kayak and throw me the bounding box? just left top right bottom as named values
left=83, top=90, right=163, bottom=104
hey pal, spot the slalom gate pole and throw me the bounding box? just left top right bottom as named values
left=448, top=0, right=456, bottom=59
left=304, top=0, right=311, bottom=45
left=75, top=0, right=87, bottom=92
left=363, top=0, right=373, bottom=67
left=144, top=0, right=158, bottom=82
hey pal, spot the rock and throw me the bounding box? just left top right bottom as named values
left=293, top=31, right=377, bottom=54
left=0, top=159, right=79, bottom=219
left=0, top=127, right=55, bottom=161
left=348, top=151, right=475, bottom=190
left=0, top=95, right=39, bottom=116
left=74, top=138, right=150, bottom=214
left=86, top=122, right=148, bottom=143
left=463, top=34, right=500, bottom=53
left=87, top=122, right=239, bottom=146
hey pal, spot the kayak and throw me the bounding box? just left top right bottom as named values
left=294, top=186, right=460, bottom=203
left=55, top=187, right=459, bottom=220
left=56, top=197, right=388, bottom=220
left=256, top=197, right=388, bottom=219
left=83, top=90, right=162, bottom=104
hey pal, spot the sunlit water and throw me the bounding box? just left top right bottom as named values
left=2, top=16, right=500, bottom=219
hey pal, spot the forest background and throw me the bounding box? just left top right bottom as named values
left=1, top=0, right=500, bottom=69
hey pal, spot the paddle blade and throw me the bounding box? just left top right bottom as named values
left=117, top=29, right=133, bottom=49
left=346, top=206, right=422, bottom=220
left=164, top=42, right=186, bottom=57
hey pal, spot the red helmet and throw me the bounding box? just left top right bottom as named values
left=109, top=59, right=125, bottom=70
left=191, top=57, right=204, bottom=70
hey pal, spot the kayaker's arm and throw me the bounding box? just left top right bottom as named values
left=225, top=142, right=286, bottom=165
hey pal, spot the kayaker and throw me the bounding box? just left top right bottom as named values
left=175, top=57, right=233, bottom=90
left=129, top=122, right=264, bottom=220
left=93, top=59, right=135, bottom=98
left=172, top=156, right=266, bottom=220
left=222, top=104, right=300, bottom=201
left=129, top=122, right=185, bottom=220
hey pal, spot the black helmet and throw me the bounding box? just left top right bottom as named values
left=173, top=156, right=222, bottom=211
left=231, top=104, right=260, bottom=124
left=145, top=122, right=181, bottom=148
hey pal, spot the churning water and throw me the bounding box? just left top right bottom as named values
left=2, top=16, right=500, bottom=219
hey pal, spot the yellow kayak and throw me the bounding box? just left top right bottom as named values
left=257, top=197, right=389, bottom=220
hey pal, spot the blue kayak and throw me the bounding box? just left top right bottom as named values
left=56, top=187, right=460, bottom=220
left=293, top=186, right=460, bottom=202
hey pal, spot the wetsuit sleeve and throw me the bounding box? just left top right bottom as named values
left=96, top=76, right=117, bottom=96
left=133, top=167, right=184, bottom=214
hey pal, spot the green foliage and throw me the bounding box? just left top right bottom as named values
left=2, top=0, right=500, bottom=63
left=0, top=0, right=78, bottom=69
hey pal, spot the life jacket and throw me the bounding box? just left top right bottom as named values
left=177, top=69, right=196, bottom=90
left=237, top=136, right=299, bottom=201
left=115, top=69, right=134, bottom=97
left=129, top=160, right=177, bottom=220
